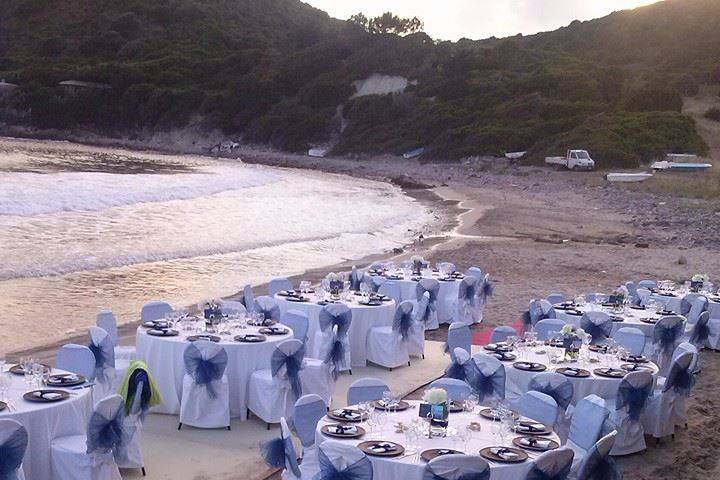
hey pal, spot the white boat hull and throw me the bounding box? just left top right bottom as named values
left=606, top=173, right=653, bottom=183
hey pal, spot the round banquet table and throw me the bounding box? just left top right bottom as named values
left=372, top=272, right=462, bottom=325
left=274, top=293, right=395, bottom=367
left=136, top=322, right=293, bottom=421
left=0, top=367, right=93, bottom=480
left=316, top=400, right=561, bottom=480
left=504, top=348, right=659, bottom=405
left=554, top=304, right=662, bottom=338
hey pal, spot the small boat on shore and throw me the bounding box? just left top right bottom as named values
left=651, top=160, right=712, bottom=172
left=403, top=147, right=425, bottom=159
left=308, top=148, right=328, bottom=158
left=606, top=172, right=653, bottom=183
left=505, top=151, right=526, bottom=160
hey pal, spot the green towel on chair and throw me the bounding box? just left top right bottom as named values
left=118, top=360, right=163, bottom=415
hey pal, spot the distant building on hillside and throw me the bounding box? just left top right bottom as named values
left=58, top=80, right=112, bottom=93
left=0, top=79, right=19, bottom=97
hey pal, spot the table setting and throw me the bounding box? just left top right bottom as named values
left=647, top=277, right=720, bottom=316
left=502, top=332, right=659, bottom=404
left=136, top=311, right=293, bottom=420
left=316, top=389, right=560, bottom=480
left=0, top=358, right=94, bottom=480
left=274, top=273, right=396, bottom=367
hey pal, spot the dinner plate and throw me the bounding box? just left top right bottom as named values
left=479, top=408, right=520, bottom=421
left=358, top=441, right=405, bottom=457
left=622, top=355, right=648, bottom=363
left=421, top=449, right=463, bottom=462
left=621, top=363, right=653, bottom=372
left=23, top=389, right=70, bottom=403
left=234, top=334, right=266, bottom=343
left=556, top=367, right=591, bottom=378
left=326, top=409, right=367, bottom=422
left=321, top=424, right=366, bottom=439
left=513, top=362, right=547, bottom=372
left=514, top=421, right=553, bottom=436
left=593, top=368, right=626, bottom=379
left=259, top=327, right=290, bottom=336
left=186, top=334, right=221, bottom=342
left=147, top=328, right=179, bottom=337
left=46, top=373, right=86, bottom=387
left=512, top=436, right=559, bottom=452
left=9, top=363, right=51, bottom=376
left=479, top=446, right=528, bottom=463
left=372, top=400, right=411, bottom=411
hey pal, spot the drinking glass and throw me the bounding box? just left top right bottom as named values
left=0, top=357, right=5, bottom=373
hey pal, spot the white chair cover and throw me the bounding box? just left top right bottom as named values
left=567, top=395, right=609, bottom=468
left=140, top=301, right=172, bottom=321
left=378, top=282, right=402, bottom=304
left=525, top=447, right=573, bottom=480
left=89, top=326, right=116, bottom=400
left=291, top=394, right=326, bottom=478
left=347, top=378, right=389, bottom=405
left=179, top=341, right=230, bottom=429
left=614, top=327, right=646, bottom=356
left=546, top=294, right=565, bottom=305
left=366, top=310, right=411, bottom=369
left=269, top=277, right=294, bottom=297
left=0, top=419, right=28, bottom=480
left=652, top=315, right=686, bottom=374
left=446, top=322, right=472, bottom=358
left=642, top=352, right=694, bottom=440
left=283, top=310, right=310, bottom=344
left=57, top=344, right=96, bottom=380
left=424, top=454, right=490, bottom=480
left=470, top=353, right=506, bottom=403
left=50, top=395, right=124, bottom=480
left=573, top=431, right=620, bottom=480
left=316, top=441, right=371, bottom=480
left=489, top=326, right=517, bottom=344
left=96, top=311, right=118, bottom=347
left=608, top=371, right=652, bottom=456
left=534, top=319, right=567, bottom=341
left=219, top=300, right=247, bottom=316
left=515, top=391, right=558, bottom=426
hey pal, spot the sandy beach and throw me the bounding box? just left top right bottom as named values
left=4, top=135, right=720, bottom=479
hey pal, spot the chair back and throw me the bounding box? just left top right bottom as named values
left=653, top=315, right=685, bottom=358
left=575, top=431, right=621, bottom=480
left=118, top=360, right=161, bottom=419
left=317, top=441, right=373, bottom=480
left=445, top=348, right=477, bottom=386
left=291, top=394, right=327, bottom=448
left=580, top=312, right=612, bottom=344
left=268, top=277, right=293, bottom=297
left=470, top=353, right=506, bottom=402
left=416, top=278, right=440, bottom=302
left=89, top=326, right=115, bottom=382
left=457, top=276, right=479, bottom=302
left=393, top=301, right=416, bottom=341
left=271, top=339, right=306, bottom=401
left=525, top=447, right=574, bottom=480
left=428, top=378, right=472, bottom=402
left=140, top=301, right=172, bottom=321
left=219, top=300, right=246, bottom=316
left=347, top=378, right=389, bottom=405
left=254, top=296, right=281, bottom=321
left=528, top=372, right=574, bottom=411
left=465, top=267, right=483, bottom=280
left=446, top=322, right=472, bottom=358
left=0, top=419, right=28, bottom=479
left=614, top=327, right=646, bottom=356
left=687, top=296, right=709, bottom=325
left=489, top=326, right=517, bottom=344
left=281, top=310, right=309, bottom=343
left=615, top=370, right=653, bottom=422
left=546, top=294, right=565, bottom=305
left=423, top=454, right=490, bottom=480
left=690, top=311, right=710, bottom=348
left=260, top=417, right=301, bottom=477
left=319, top=303, right=352, bottom=337
left=663, top=351, right=695, bottom=396
left=377, top=282, right=402, bottom=304
left=625, top=281, right=640, bottom=305
left=183, top=341, right=228, bottom=399
left=87, top=395, right=128, bottom=456
left=516, top=391, right=558, bottom=426
left=57, top=344, right=96, bottom=379
left=568, top=395, right=609, bottom=451
left=349, top=266, right=364, bottom=291
left=638, top=279, right=657, bottom=289
left=96, top=310, right=119, bottom=347
left=535, top=319, right=566, bottom=341
left=243, top=284, right=255, bottom=313
left=673, top=342, right=699, bottom=373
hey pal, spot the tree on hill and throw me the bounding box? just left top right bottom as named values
left=349, top=12, right=423, bottom=36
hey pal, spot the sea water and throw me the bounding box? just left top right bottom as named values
left=0, top=138, right=432, bottom=351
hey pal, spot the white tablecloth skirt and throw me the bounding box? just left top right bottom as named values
left=136, top=326, right=292, bottom=420
left=650, top=294, right=720, bottom=317
left=2, top=370, right=93, bottom=480
left=556, top=309, right=655, bottom=337
left=275, top=296, right=395, bottom=367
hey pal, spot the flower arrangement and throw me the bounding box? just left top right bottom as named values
left=422, top=387, right=448, bottom=405
left=691, top=274, right=709, bottom=292
left=325, top=272, right=344, bottom=295
left=609, top=285, right=628, bottom=306
left=560, top=325, right=587, bottom=360
left=203, top=299, right=222, bottom=324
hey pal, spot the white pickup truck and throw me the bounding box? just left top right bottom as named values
left=545, top=150, right=595, bottom=171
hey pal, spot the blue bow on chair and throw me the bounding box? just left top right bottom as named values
left=528, top=375, right=573, bottom=411
left=87, top=401, right=130, bottom=460
left=271, top=345, right=306, bottom=400
left=654, top=321, right=684, bottom=358
left=325, top=327, right=346, bottom=381
left=319, top=304, right=352, bottom=337
left=617, top=380, right=652, bottom=421
left=317, top=447, right=373, bottom=480
left=393, top=301, right=415, bottom=341
left=184, top=343, right=228, bottom=399
left=261, top=435, right=301, bottom=478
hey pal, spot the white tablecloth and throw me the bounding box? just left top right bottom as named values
left=0, top=368, right=93, bottom=480
left=381, top=275, right=461, bottom=325
left=555, top=305, right=659, bottom=337
left=136, top=324, right=293, bottom=420
left=505, top=349, right=659, bottom=405
left=275, top=294, right=395, bottom=367
left=316, top=400, right=560, bottom=480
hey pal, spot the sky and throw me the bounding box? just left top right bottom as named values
left=304, top=0, right=661, bottom=41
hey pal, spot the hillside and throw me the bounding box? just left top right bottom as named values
left=0, top=0, right=718, bottom=167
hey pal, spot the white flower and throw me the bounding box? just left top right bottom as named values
left=422, top=388, right=447, bottom=405
left=561, top=324, right=574, bottom=335
left=411, top=255, right=424, bottom=264
left=575, top=328, right=587, bottom=339
left=614, top=285, right=628, bottom=296
left=326, top=272, right=339, bottom=282
left=692, top=274, right=709, bottom=283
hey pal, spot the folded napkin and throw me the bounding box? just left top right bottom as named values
left=332, top=425, right=357, bottom=435
left=436, top=449, right=456, bottom=456
left=519, top=422, right=545, bottom=432
left=600, top=368, right=623, bottom=376
left=370, top=442, right=397, bottom=453
left=35, top=391, right=63, bottom=400
left=378, top=399, right=400, bottom=408
left=516, top=362, right=542, bottom=370
left=490, top=447, right=519, bottom=460
left=334, top=409, right=361, bottom=420
left=522, top=438, right=551, bottom=449
left=50, top=374, right=79, bottom=382
left=563, top=367, right=582, bottom=376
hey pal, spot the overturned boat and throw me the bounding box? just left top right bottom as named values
left=606, top=172, right=653, bottom=182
